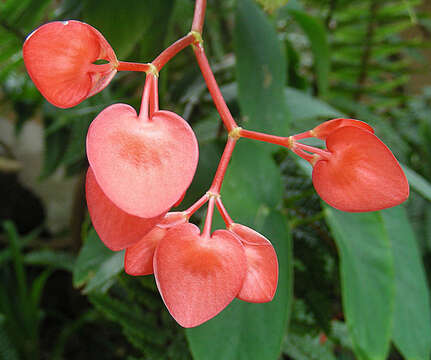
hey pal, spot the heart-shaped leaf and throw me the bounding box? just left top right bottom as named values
left=230, top=223, right=278, bottom=303
left=124, top=212, right=187, bottom=276
left=312, top=118, right=374, bottom=139
left=23, top=20, right=117, bottom=108
left=313, top=126, right=409, bottom=212
left=85, top=168, right=164, bottom=251
left=154, top=223, right=247, bottom=328
left=86, top=104, right=199, bottom=218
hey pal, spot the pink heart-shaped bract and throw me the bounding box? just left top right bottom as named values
left=23, top=20, right=117, bottom=108
left=230, top=223, right=278, bottom=303
left=124, top=212, right=187, bottom=276
left=86, top=168, right=164, bottom=251
left=154, top=223, right=247, bottom=328
left=86, top=104, right=199, bottom=218
left=312, top=126, right=409, bottom=212
left=312, top=118, right=374, bottom=139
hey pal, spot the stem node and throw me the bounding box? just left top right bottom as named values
left=228, top=127, right=242, bottom=140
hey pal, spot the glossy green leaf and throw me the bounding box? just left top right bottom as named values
left=235, top=0, right=289, bottom=135
left=288, top=10, right=330, bottom=97
left=73, top=229, right=124, bottom=294
left=255, top=0, right=289, bottom=12
left=24, top=250, right=75, bottom=272
left=0, top=314, right=19, bottom=360
left=83, top=0, right=175, bottom=59
left=324, top=208, right=393, bottom=360
left=381, top=206, right=431, bottom=360
left=40, top=123, right=69, bottom=179
left=285, top=87, right=345, bottom=132
left=186, top=142, right=293, bottom=360
left=402, top=165, right=431, bottom=202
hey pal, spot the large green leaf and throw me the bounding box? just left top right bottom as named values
left=255, top=0, right=289, bottom=12
left=402, top=165, right=431, bottom=203
left=324, top=208, right=394, bottom=360
left=288, top=10, right=330, bottom=97
left=381, top=206, right=431, bottom=360
left=73, top=229, right=124, bottom=294
left=235, top=0, right=289, bottom=136
left=285, top=87, right=344, bottom=133
left=186, top=142, right=293, bottom=360
left=83, top=0, right=175, bottom=60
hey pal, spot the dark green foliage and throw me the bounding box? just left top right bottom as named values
left=89, top=276, right=192, bottom=360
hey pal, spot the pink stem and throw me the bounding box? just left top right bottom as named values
left=209, top=137, right=237, bottom=194
left=152, top=33, right=195, bottom=71
left=291, top=148, right=315, bottom=163
left=215, top=197, right=233, bottom=228
left=202, top=196, right=215, bottom=239
left=191, top=0, right=207, bottom=33
left=149, top=74, right=159, bottom=117
left=117, top=61, right=151, bottom=72
left=88, top=63, right=114, bottom=73
left=193, top=44, right=238, bottom=132
left=294, top=142, right=331, bottom=160
left=239, top=129, right=290, bottom=147
left=138, top=75, right=153, bottom=122
left=184, top=193, right=209, bottom=218
left=292, top=130, right=313, bottom=140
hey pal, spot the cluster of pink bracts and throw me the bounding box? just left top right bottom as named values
left=22, top=20, right=409, bottom=327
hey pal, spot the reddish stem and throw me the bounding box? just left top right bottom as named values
left=192, top=0, right=207, bottom=33
left=184, top=193, right=209, bottom=218
left=149, top=74, right=159, bottom=117
left=193, top=44, right=238, bottom=132
left=88, top=63, right=114, bottom=73
left=202, top=196, right=215, bottom=239
left=152, top=33, right=195, bottom=71
left=292, top=148, right=315, bottom=163
left=215, top=197, right=233, bottom=228
left=292, top=130, right=313, bottom=141
left=239, top=129, right=290, bottom=147
left=294, top=142, right=331, bottom=160
left=209, top=137, right=237, bottom=194
left=138, top=75, right=153, bottom=122
left=117, top=61, right=151, bottom=72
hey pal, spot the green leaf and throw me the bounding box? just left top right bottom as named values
left=285, top=87, right=345, bottom=132
left=0, top=314, right=19, bottom=360
left=3, top=221, right=27, bottom=300
left=40, top=122, right=70, bottom=179
left=73, top=229, right=123, bottom=293
left=255, top=0, right=289, bottom=12
left=186, top=142, right=293, bottom=360
left=288, top=10, right=330, bottom=97
left=235, top=0, right=289, bottom=136
left=402, top=165, right=431, bottom=202
left=381, top=206, right=431, bottom=360
left=24, top=250, right=75, bottom=272
left=30, top=269, right=52, bottom=313
left=283, top=332, right=336, bottom=360
left=324, top=208, right=393, bottom=360
left=83, top=0, right=175, bottom=60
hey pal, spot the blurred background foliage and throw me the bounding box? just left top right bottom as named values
left=0, top=0, right=431, bottom=359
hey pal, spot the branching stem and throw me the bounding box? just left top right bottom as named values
left=209, top=137, right=237, bottom=194
left=193, top=44, right=238, bottom=132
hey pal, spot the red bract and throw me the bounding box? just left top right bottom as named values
left=312, top=118, right=374, bottom=139
left=230, top=223, right=278, bottom=303
left=86, top=104, right=199, bottom=218
left=312, top=126, right=409, bottom=212
left=23, top=20, right=117, bottom=108
left=124, top=212, right=187, bottom=276
left=85, top=168, right=164, bottom=251
left=154, top=223, right=247, bottom=328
